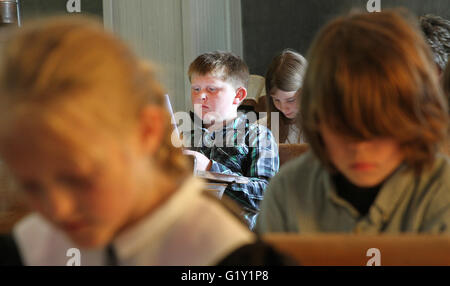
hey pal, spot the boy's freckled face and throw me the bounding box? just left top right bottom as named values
left=1, top=120, right=147, bottom=249
left=320, top=124, right=405, bottom=187
left=190, top=73, right=239, bottom=123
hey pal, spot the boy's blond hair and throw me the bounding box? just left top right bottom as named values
left=0, top=16, right=189, bottom=176
left=188, top=51, right=249, bottom=90
left=301, top=10, right=449, bottom=173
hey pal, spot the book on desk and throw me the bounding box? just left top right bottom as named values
left=195, top=171, right=250, bottom=199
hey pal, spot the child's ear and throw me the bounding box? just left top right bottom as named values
left=233, top=87, right=247, bottom=105
left=138, top=105, right=166, bottom=156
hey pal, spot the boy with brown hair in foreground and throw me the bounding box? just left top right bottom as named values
left=257, top=10, right=450, bottom=234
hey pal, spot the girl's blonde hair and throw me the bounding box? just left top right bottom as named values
left=0, top=16, right=189, bottom=176
left=265, top=49, right=307, bottom=143
left=301, top=10, right=449, bottom=173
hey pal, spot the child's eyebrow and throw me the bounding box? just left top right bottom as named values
left=271, top=94, right=295, bottom=100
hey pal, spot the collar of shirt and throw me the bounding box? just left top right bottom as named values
left=14, top=214, right=105, bottom=265
left=188, top=113, right=249, bottom=148
left=193, top=113, right=248, bottom=134
left=13, top=176, right=205, bottom=266
left=111, top=176, right=204, bottom=264
left=285, top=124, right=300, bottom=144
left=325, top=163, right=410, bottom=227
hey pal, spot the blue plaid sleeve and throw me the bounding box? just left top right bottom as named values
left=209, top=124, right=279, bottom=212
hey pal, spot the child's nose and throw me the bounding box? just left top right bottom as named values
left=280, top=102, right=290, bottom=114
left=348, top=140, right=372, bottom=152
left=42, top=186, right=75, bottom=222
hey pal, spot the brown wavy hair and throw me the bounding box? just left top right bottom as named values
left=301, top=10, right=449, bottom=173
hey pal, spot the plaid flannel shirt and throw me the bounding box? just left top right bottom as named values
left=182, top=113, right=279, bottom=229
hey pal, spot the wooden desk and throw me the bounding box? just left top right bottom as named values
left=263, top=234, right=450, bottom=266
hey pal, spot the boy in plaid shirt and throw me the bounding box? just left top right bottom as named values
left=182, top=51, right=279, bottom=229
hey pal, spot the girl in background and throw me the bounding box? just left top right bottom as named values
left=261, top=49, right=307, bottom=144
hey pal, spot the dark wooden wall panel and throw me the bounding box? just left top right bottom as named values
left=19, top=0, right=103, bottom=21
left=242, top=0, right=450, bottom=75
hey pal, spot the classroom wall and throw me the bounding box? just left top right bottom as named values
left=103, top=0, right=243, bottom=113
left=7, top=0, right=243, bottom=114
left=20, top=0, right=103, bottom=20
left=10, top=1, right=449, bottom=110
left=242, top=0, right=450, bottom=76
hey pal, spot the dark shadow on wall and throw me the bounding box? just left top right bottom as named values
left=242, top=0, right=450, bottom=75
left=19, top=0, right=103, bottom=22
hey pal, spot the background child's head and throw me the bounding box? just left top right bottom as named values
left=419, top=14, right=450, bottom=73
left=0, top=17, right=189, bottom=248
left=188, top=51, right=249, bottom=124
left=265, top=49, right=307, bottom=142
left=442, top=62, right=450, bottom=156
left=301, top=10, right=448, bottom=187
left=444, top=62, right=450, bottom=108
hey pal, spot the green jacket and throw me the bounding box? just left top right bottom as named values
left=256, top=151, right=450, bottom=234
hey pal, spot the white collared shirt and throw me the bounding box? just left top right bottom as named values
left=257, top=116, right=304, bottom=144
left=285, top=124, right=303, bottom=144
left=13, top=176, right=255, bottom=266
